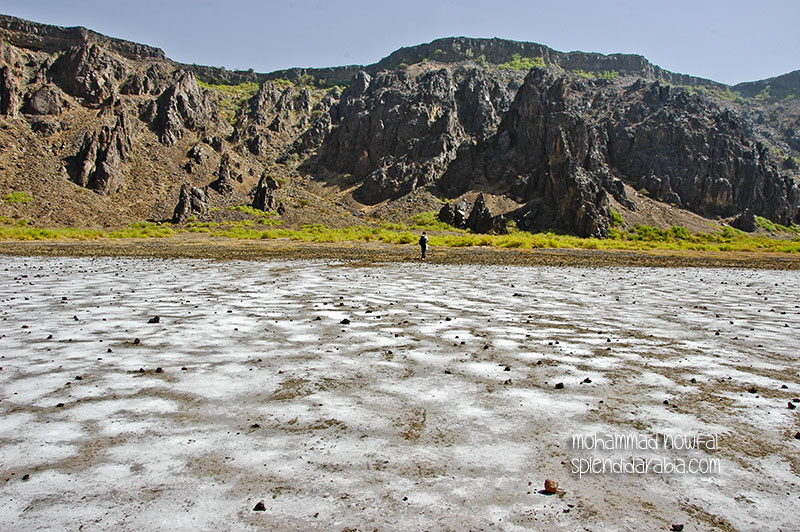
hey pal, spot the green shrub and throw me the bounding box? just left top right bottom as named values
left=498, top=53, right=545, bottom=71
left=3, top=191, right=33, bottom=203
left=595, top=70, right=619, bottom=80
left=755, top=215, right=800, bottom=234
left=197, top=80, right=259, bottom=125
left=409, top=212, right=461, bottom=231
left=227, top=205, right=278, bottom=217
left=107, top=222, right=174, bottom=239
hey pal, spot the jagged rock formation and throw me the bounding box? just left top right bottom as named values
left=172, top=184, right=209, bottom=222
left=0, top=13, right=798, bottom=234
left=208, top=153, right=235, bottom=194
left=231, top=80, right=326, bottom=158
left=438, top=200, right=470, bottom=228
left=731, top=209, right=757, bottom=232
left=1, top=65, right=19, bottom=116
left=600, top=81, right=799, bottom=222
left=438, top=194, right=507, bottom=233
left=51, top=43, right=126, bottom=103
left=155, top=71, right=213, bottom=146
left=71, top=112, right=136, bottom=194
left=316, top=67, right=519, bottom=204
left=252, top=173, right=280, bottom=211
left=24, top=83, right=63, bottom=115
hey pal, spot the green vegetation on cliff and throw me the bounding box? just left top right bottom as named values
left=497, top=54, right=545, bottom=71
left=197, top=80, right=260, bottom=125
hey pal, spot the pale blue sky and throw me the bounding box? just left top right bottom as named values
left=1, top=0, right=797, bottom=85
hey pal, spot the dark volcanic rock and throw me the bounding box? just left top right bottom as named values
left=172, top=184, right=209, bottom=222
left=0, top=65, right=20, bottom=116
left=442, top=69, right=614, bottom=236
left=51, top=43, right=126, bottom=103
left=318, top=68, right=467, bottom=204
left=208, top=153, right=235, bottom=195
left=233, top=81, right=320, bottom=154
left=71, top=112, right=136, bottom=193
left=24, top=83, right=63, bottom=115
left=252, top=173, right=280, bottom=211
left=465, top=193, right=506, bottom=233
left=296, top=111, right=332, bottom=152
left=438, top=200, right=470, bottom=227
left=441, top=69, right=800, bottom=234
left=120, top=65, right=168, bottom=96
left=154, top=71, right=213, bottom=146
left=731, top=209, right=757, bottom=232
left=605, top=81, right=800, bottom=224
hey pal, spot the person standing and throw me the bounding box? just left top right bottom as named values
left=419, top=231, right=429, bottom=259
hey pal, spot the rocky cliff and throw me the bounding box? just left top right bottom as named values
left=0, top=13, right=798, bottom=235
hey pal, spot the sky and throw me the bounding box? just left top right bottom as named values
left=1, top=0, right=797, bottom=85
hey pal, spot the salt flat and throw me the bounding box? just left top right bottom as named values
left=0, top=257, right=798, bottom=531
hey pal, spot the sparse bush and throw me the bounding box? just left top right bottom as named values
left=197, top=80, right=259, bottom=125
left=3, top=191, right=33, bottom=204
left=609, top=209, right=624, bottom=227
left=498, top=53, right=545, bottom=71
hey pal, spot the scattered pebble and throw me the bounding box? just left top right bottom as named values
left=789, top=402, right=797, bottom=410
left=543, top=479, right=558, bottom=493
left=554, top=382, right=564, bottom=389
left=671, top=525, right=684, bottom=532
left=340, top=318, right=350, bottom=325
left=747, top=386, right=758, bottom=394
left=148, top=316, right=160, bottom=324
left=253, top=500, right=266, bottom=512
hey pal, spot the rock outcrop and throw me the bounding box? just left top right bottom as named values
left=317, top=68, right=474, bottom=204
left=438, top=200, right=470, bottom=228
left=439, top=69, right=800, bottom=234
left=208, top=153, right=235, bottom=195
left=24, top=83, right=63, bottom=115
left=1, top=13, right=799, bottom=234
left=154, top=71, right=213, bottom=146
left=252, top=173, right=280, bottom=211
left=604, top=82, right=800, bottom=223
left=0, top=65, right=20, bottom=116
left=71, top=112, right=136, bottom=194
left=233, top=81, right=321, bottom=156
left=731, top=209, right=757, bottom=232
left=465, top=193, right=506, bottom=233
left=172, top=184, right=209, bottom=222
left=438, top=194, right=506, bottom=233
left=51, top=43, right=126, bottom=103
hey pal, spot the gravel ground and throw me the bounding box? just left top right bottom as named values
left=1, top=234, right=800, bottom=269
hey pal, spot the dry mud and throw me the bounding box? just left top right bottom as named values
left=0, top=257, right=799, bottom=531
